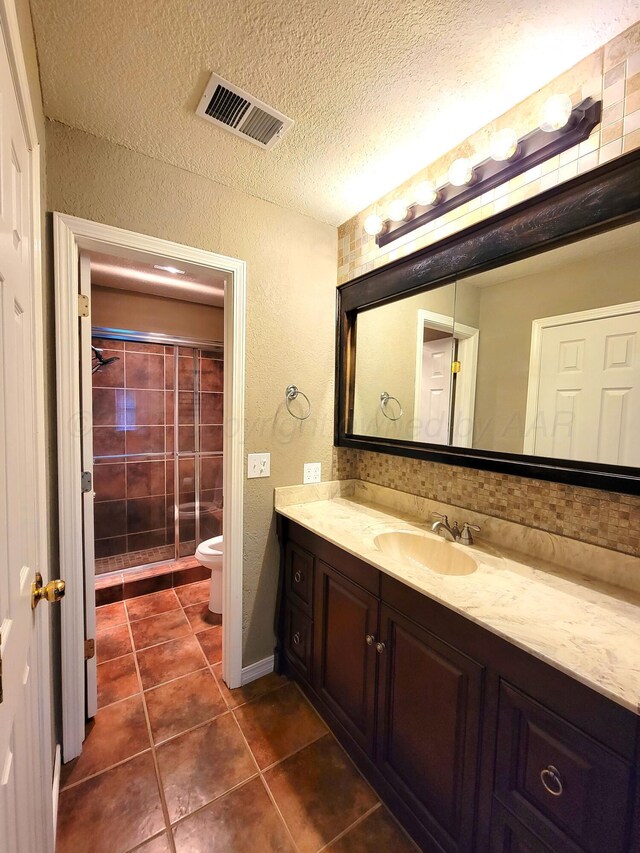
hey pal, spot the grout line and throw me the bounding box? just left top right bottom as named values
left=255, top=729, right=330, bottom=775
left=59, top=745, right=153, bottom=793
left=168, top=771, right=261, bottom=832
left=151, top=705, right=232, bottom=749
left=316, top=802, right=382, bottom=852
left=141, top=665, right=210, bottom=695
left=128, top=617, right=178, bottom=853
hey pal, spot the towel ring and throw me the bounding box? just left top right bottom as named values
left=285, top=385, right=311, bottom=421
left=380, top=391, right=403, bottom=421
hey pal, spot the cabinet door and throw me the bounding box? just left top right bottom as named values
left=283, top=602, right=313, bottom=682
left=377, top=604, right=484, bottom=852
left=314, top=560, right=379, bottom=757
left=489, top=801, right=555, bottom=853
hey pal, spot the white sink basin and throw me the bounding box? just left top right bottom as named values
left=374, top=530, right=478, bottom=576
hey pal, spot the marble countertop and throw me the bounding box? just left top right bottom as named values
left=275, top=481, right=640, bottom=715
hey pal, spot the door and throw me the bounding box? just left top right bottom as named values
left=526, top=306, right=640, bottom=464
left=79, top=254, right=97, bottom=719
left=313, top=560, right=378, bottom=757
left=0, top=25, right=55, bottom=853
left=418, top=336, right=453, bottom=444
left=376, top=605, right=484, bottom=852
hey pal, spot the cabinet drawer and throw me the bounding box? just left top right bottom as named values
left=283, top=602, right=313, bottom=681
left=285, top=541, right=314, bottom=614
left=495, top=682, right=634, bottom=853
left=489, top=800, right=554, bottom=853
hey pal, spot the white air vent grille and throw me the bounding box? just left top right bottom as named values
left=196, top=73, right=293, bottom=151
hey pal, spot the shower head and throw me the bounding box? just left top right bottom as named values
left=92, top=345, right=120, bottom=373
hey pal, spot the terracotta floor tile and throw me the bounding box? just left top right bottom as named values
left=145, top=669, right=227, bottom=743
left=137, top=634, right=207, bottom=690
left=96, top=601, right=127, bottom=631
left=175, top=579, right=210, bottom=606
left=172, top=777, right=294, bottom=853
left=126, top=588, right=180, bottom=622
left=182, top=601, right=221, bottom=633
left=213, top=664, right=288, bottom=709
left=195, top=626, right=222, bottom=665
left=156, top=713, right=256, bottom=822
left=97, top=623, right=133, bottom=663
left=130, top=608, right=190, bottom=650
left=264, top=735, right=378, bottom=853
left=56, top=752, right=164, bottom=853
left=233, top=682, right=326, bottom=769
left=97, top=653, right=141, bottom=708
left=130, top=832, right=173, bottom=852
left=323, top=805, right=418, bottom=852
left=60, top=695, right=151, bottom=788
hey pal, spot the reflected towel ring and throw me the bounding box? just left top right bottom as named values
left=285, top=385, right=311, bottom=420
left=380, top=391, right=403, bottom=421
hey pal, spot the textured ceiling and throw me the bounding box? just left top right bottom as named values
left=30, top=0, right=640, bottom=225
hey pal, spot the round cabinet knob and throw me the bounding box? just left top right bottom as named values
left=294, top=570, right=303, bottom=584
left=292, top=631, right=301, bottom=646
left=540, top=765, right=563, bottom=797
left=375, top=642, right=386, bottom=654
left=365, top=634, right=375, bottom=646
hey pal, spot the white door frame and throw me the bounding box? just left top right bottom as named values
left=523, top=300, right=640, bottom=455
left=414, top=309, right=479, bottom=447
left=53, top=214, right=246, bottom=761
left=0, top=0, right=55, bottom=844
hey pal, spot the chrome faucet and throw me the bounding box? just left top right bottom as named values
left=431, top=513, right=480, bottom=545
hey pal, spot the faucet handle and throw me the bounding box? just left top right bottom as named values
left=432, top=512, right=448, bottom=523
left=460, top=522, right=481, bottom=545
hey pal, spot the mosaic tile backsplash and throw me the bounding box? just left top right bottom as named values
left=332, top=448, right=639, bottom=557
left=332, top=21, right=640, bottom=562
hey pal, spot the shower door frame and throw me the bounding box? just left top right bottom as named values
left=54, top=213, right=246, bottom=761
left=92, top=326, right=224, bottom=567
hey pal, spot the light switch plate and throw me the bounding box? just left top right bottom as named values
left=303, top=462, right=321, bottom=484
left=248, top=452, right=271, bottom=478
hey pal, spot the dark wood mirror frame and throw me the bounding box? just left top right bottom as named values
left=335, top=148, right=640, bottom=495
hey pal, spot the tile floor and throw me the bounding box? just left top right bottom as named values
left=56, top=578, right=417, bottom=853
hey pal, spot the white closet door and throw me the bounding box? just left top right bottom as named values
left=533, top=311, right=640, bottom=465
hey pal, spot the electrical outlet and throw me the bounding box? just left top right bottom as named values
left=247, top=452, right=271, bottom=479
left=303, top=462, right=321, bottom=484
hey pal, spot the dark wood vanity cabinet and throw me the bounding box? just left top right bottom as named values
left=276, top=517, right=640, bottom=852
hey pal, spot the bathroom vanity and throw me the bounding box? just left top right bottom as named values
left=274, top=483, right=640, bottom=853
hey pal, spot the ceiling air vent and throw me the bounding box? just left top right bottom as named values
left=196, top=73, right=293, bottom=151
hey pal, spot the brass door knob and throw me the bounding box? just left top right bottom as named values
left=365, top=634, right=375, bottom=646
left=32, top=572, right=66, bottom=610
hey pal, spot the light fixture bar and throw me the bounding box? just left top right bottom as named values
left=376, top=97, right=602, bottom=248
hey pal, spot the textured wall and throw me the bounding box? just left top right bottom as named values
left=336, top=21, right=640, bottom=559
left=46, top=120, right=337, bottom=665
left=92, top=285, right=225, bottom=341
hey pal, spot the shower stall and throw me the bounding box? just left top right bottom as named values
left=91, top=329, right=223, bottom=574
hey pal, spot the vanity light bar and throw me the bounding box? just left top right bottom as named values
left=375, top=97, right=602, bottom=248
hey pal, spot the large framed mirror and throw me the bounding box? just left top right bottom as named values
left=335, top=149, right=640, bottom=494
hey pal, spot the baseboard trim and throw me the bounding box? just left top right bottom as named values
left=241, top=655, right=274, bottom=686
left=52, top=744, right=61, bottom=842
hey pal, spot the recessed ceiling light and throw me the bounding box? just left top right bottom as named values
left=154, top=264, right=185, bottom=275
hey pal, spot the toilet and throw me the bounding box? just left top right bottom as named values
left=195, top=535, right=223, bottom=614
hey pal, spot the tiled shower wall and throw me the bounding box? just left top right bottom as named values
left=92, top=338, right=223, bottom=572
left=333, top=21, right=640, bottom=558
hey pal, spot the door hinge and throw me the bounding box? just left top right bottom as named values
left=78, top=294, right=90, bottom=317
left=84, top=638, right=95, bottom=660
left=81, top=471, right=92, bottom=493
left=452, top=361, right=461, bottom=374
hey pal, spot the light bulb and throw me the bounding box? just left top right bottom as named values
left=414, top=180, right=440, bottom=206
left=364, top=214, right=384, bottom=236
left=540, top=94, right=573, bottom=132
left=490, top=128, right=519, bottom=162
left=387, top=199, right=409, bottom=222
left=448, top=158, right=474, bottom=187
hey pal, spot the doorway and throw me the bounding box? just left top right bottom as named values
left=54, top=214, right=246, bottom=762
left=413, top=310, right=479, bottom=447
